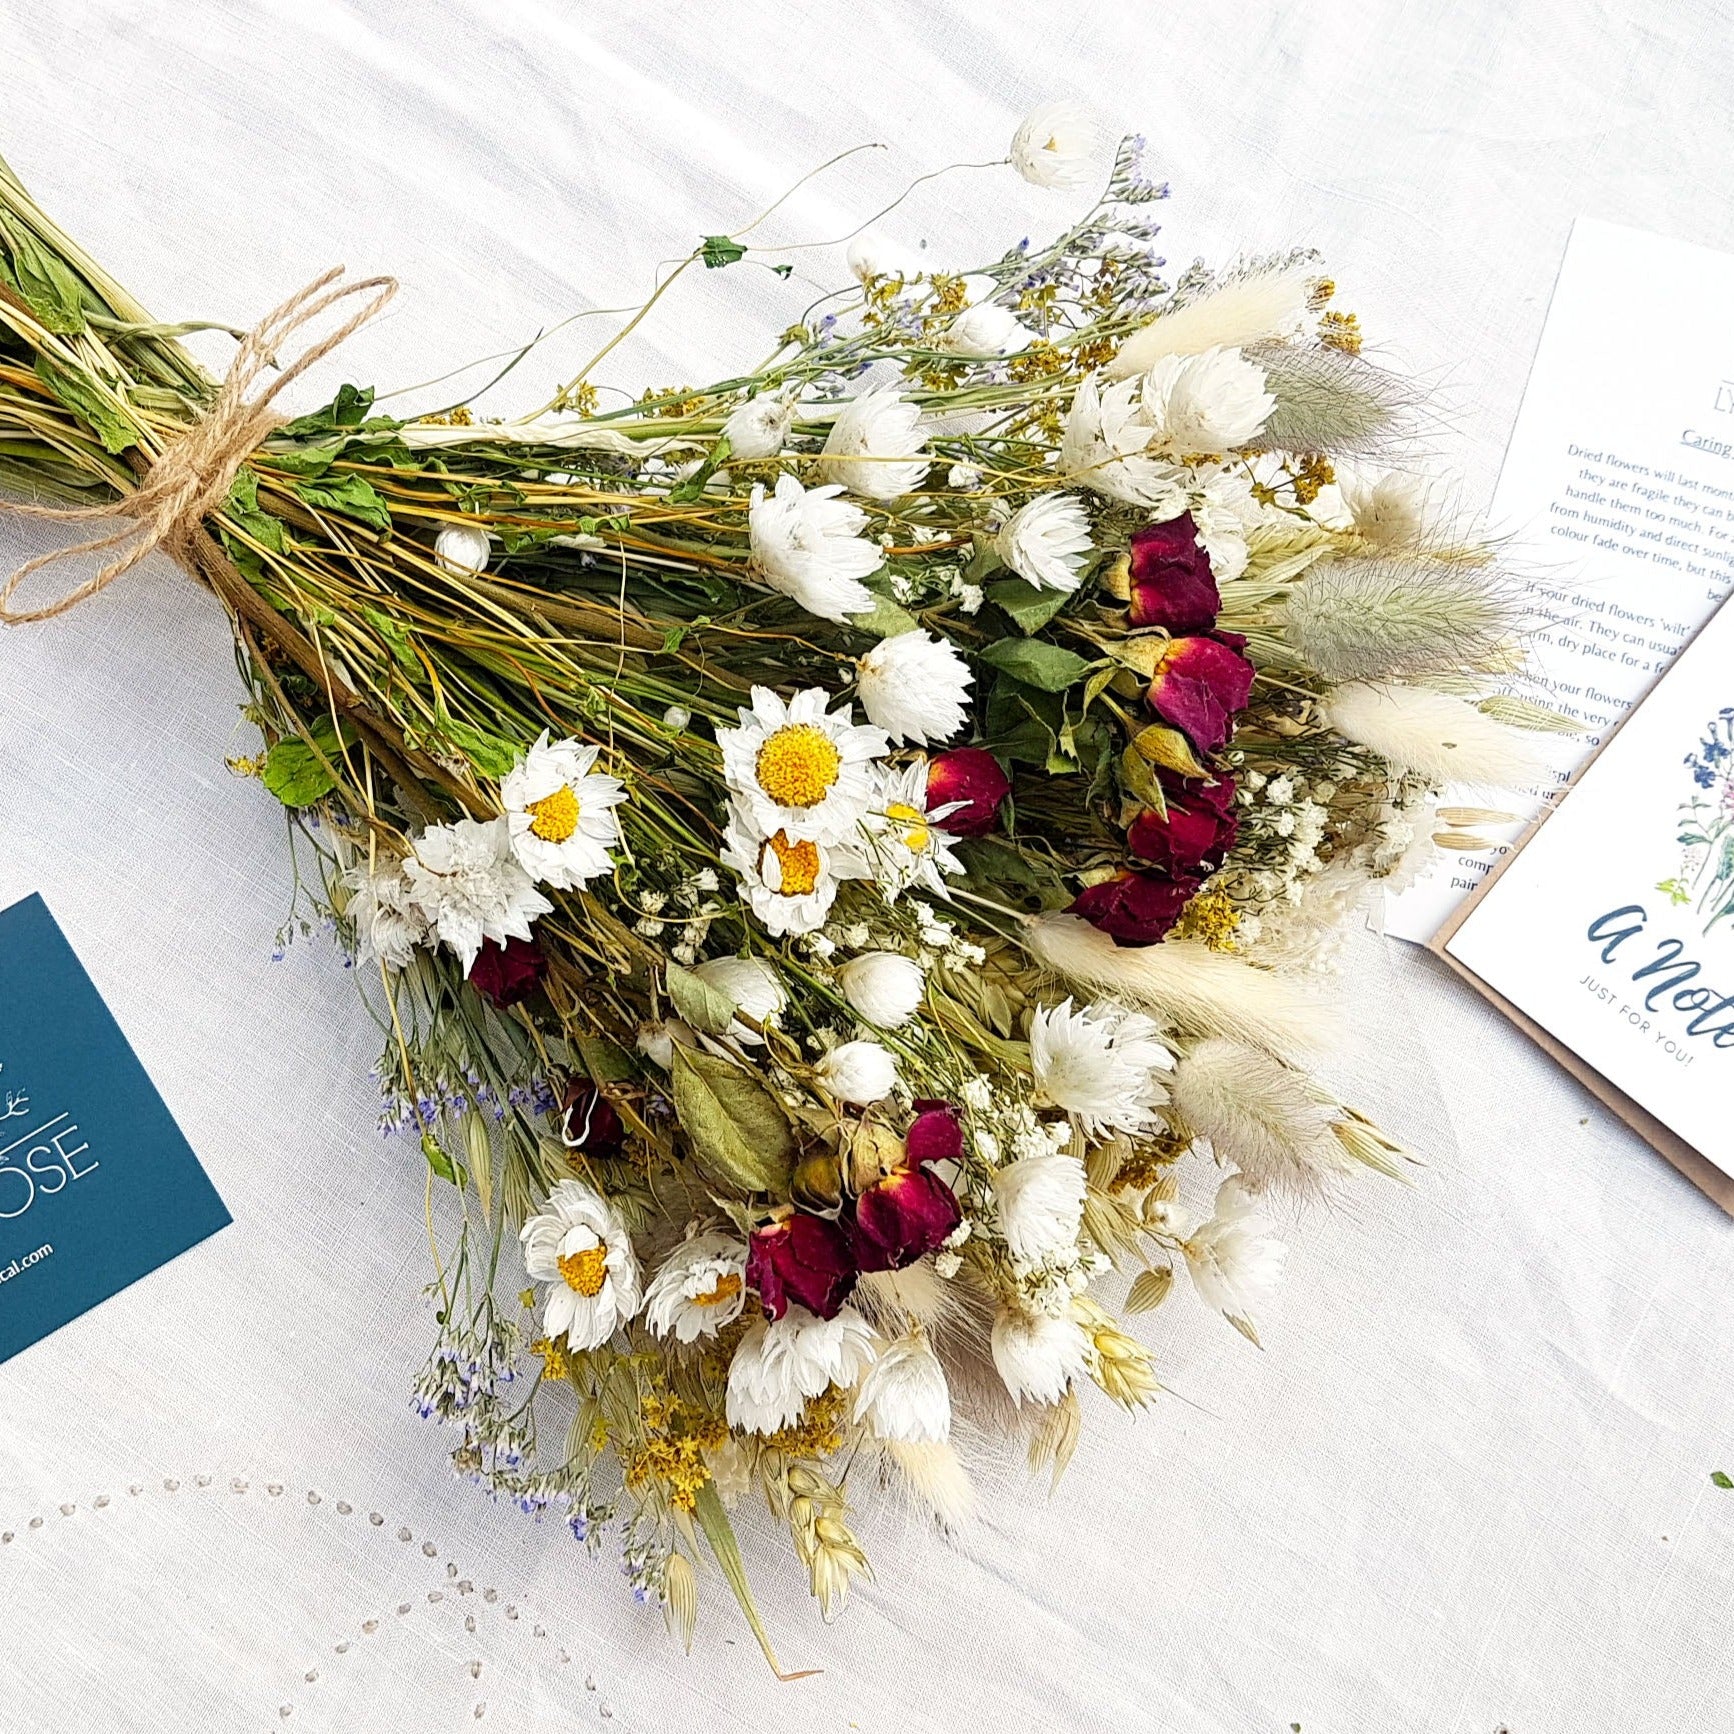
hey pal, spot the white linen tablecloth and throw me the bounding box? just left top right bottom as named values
left=4, top=4, right=1734, bottom=1728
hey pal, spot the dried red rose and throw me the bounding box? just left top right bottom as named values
left=927, top=747, right=1011, bottom=837
left=1126, top=512, right=1220, bottom=634
left=1127, top=770, right=1239, bottom=875
left=468, top=934, right=547, bottom=1008
left=747, top=1211, right=858, bottom=1321
left=559, top=1077, right=625, bottom=1159
left=1068, top=868, right=1199, bottom=946
left=1145, top=630, right=1255, bottom=755
left=852, top=1102, right=964, bottom=1273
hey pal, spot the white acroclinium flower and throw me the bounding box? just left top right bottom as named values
left=992, top=1150, right=1088, bottom=1267
left=720, top=808, right=859, bottom=938
left=725, top=1304, right=878, bottom=1433
left=1059, top=373, right=1190, bottom=511
left=856, top=629, right=973, bottom=746
left=846, top=231, right=922, bottom=284
left=433, top=521, right=491, bottom=576
left=853, top=1330, right=951, bottom=1442
left=520, top=1178, right=643, bottom=1351
left=722, top=390, right=797, bottom=461
left=642, top=1225, right=749, bottom=1343
left=403, top=815, right=552, bottom=976
left=991, top=1306, right=1090, bottom=1405
left=1029, top=997, right=1174, bottom=1140
left=1184, top=465, right=1263, bottom=581
left=343, top=854, right=429, bottom=968
left=500, top=731, right=626, bottom=891
left=1182, top=1176, right=1289, bottom=1344
left=717, top=685, right=888, bottom=847
left=692, top=954, right=786, bottom=1046
left=940, top=300, right=1035, bottom=359
left=819, top=389, right=931, bottom=501
left=1009, top=100, right=1102, bottom=190
left=815, top=1038, right=899, bottom=1105
left=1340, top=467, right=1434, bottom=546
left=635, top=1017, right=690, bottom=1070
left=859, top=759, right=965, bottom=900
left=836, top=951, right=926, bottom=1028
left=748, top=475, right=884, bottom=623
left=994, top=491, right=1094, bottom=592
left=1140, top=347, right=1275, bottom=453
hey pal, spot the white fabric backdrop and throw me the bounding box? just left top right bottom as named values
left=4, top=3, right=1734, bottom=1729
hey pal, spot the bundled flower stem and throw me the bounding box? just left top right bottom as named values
left=0, top=112, right=1556, bottom=1663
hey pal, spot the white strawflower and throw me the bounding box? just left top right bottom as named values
left=726, top=1305, right=878, bottom=1433
left=856, top=628, right=972, bottom=745
left=836, top=951, right=926, bottom=1028
left=994, top=492, right=1094, bottom=592
left=1186, top=466, right=1262, bottom=581
left=1182, top=1176, right=1288, bottom=1344
left=1140, top=347, right=1274, bottom=452
left=403, top=816, right=552, bottom=976
left=663, top=704, right=692, bottom=732
left=940, top=301, right=1034, bottom=359
left=343, top=854, right=429, bottom=968
left=748, top=474, right=884, bottom=623
left=635, top=1018, right=688, bottom=1069
left=692, top=954, right=785, bottom=1045
left=991, top=1306, right=1090, bottom=1405
left=723, top=391, right=796, bottom=461
left=433, top=521, right=491, bottom=576
left=520, top=1179, right=643, bottom=1351
left=717, top=685, right=888, bottom=846
left=853, top=1331, right=951, bottom=1442
left=820, top=389, right=931, bottom=501
left=1340, top=468, right=1434, bottom=546
left=992, top=1150, right=1087, bottom=1266
left=846, top=231, right=922, bottom=284
left=1060, top=373, right=1189, bottom=511
left=859, top=758, right=965, bottom=901
left=1009, top=100, right=1102, bottom=189
left=642, top=1226, right=748, bottom=1343
left=500, top=731, right=626, bottom=890
left=814, top=1038, right=898, bottom=1105
left=1030, top=997, right=1174, bottom=1139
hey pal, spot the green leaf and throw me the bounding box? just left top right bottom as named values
left=1714, top=1471, right=1733, bottom=1489
left=671, top=1046, right=796, bottom=1195
left=33, top=356, right=136, bottom=454
left=293, top=471, right=393, bottom=534
left=440, top=716, right=518, bottom=779
left=0, top=219, right=86, bottom=333
left=362, top=607, right=420, bottom=676
left=977, top=637, right=1093, bottom=693
left=265, top=444, right=340, bottom=478
left=667, top=435, right=732, bottom=505
left=847, top=592, right=919, bottom=639
left=280, top=382, right=379, bottom=438
left=259, top=737, right=338, bottom=807
left=420, top=1131, right=463, bottom=1187
left=666, top=963, right=738, bottom=1037
left=223, top=467, right=287, bottom=555
left=986, top=576, right=1070, bottom=635
left=693, top=1483, right=813, bottom=1680
left=573, top=1031, right=635, bottom=1083
left=700, top=235, right=748, bottom=269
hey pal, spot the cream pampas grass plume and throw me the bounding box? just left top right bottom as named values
left=1169, top=1036, right=1350, bottom=1197
left=1323, top=681, right=1542, bottom=787
left=1246, top=342, right=1424, bottom=457
left=1022, top=915, right=1334, bottom=1058
left=1105, top=266, right=1314, bottom=379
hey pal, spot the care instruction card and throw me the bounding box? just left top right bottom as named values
left=0, top=893, right=229, bottom=1363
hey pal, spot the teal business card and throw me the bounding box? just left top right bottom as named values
left=0, top=893, right=229, bottom=1363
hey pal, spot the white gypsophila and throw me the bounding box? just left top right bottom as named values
left=994, top=491, right=1094, bottom=592
left=343, top=855, right=429, bottom=968
left=1182, top=1176, right=1289, bottom=1343
left=520, top=1178, right=643, bottom=1351
left=748, top=475, right=884, bottom=623
left=642, top=1226, right=749, bottom=1344
left=856, top=628, right=973, bottom=746
left=500, top=731, right=626, bottom=891
left=722, top=391, right=797, bottom=461
left=846, top=231, right=922, bottom=284
left=1060, top=373, right=1191, bottom=511
left=404, top=816, right=552, bottom=976
left=940, top=300, right=1035, bottom=359
left=814, top=1038, right=899, bottom=1105
left=1009, top=100, right=1101, bottom=189
left=1140, top=347, right=1275, bottom=453
left=819, top=388, right=931, bottom=501
left=692, top=954, right=785, bottom=1046
left=991, top=1306, right=1090, bottom=1406
left=992, top=1150, right=1088, bottom=1267
left=852, top=1331, right=951, bottom=1442
left=717, top=685, right=888, bottom=847
left=858, top=758, right=966, bottom=901
left=433, top=521, right=491, bottom=576
left=835, top=951, right=926, bottom=1028
left=1029, top=996, right=1174, bottom=1139
left=720, top=807, right=861, bottom=939
left=725, top=1305, right=878, bottom=1433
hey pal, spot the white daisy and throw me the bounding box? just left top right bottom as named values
left=1029, top=997, right=1174, bottom=1140
left=856, top=629, right=973, bottom=746
left=1182, top=1176, right=1288, bottom=1343
left=853, top=1330, right=951, bottom=1442
left=858, top=759, right=966, bottom=900
left=991, top=1306, right=1090, bottom=1405
left=642, top=1225, right=749, bottom=1343
left=500, top=731, right=626, bottom=890
left=1140, top=347, right=1274, bottom=453
left=940, top=301, right=1034, bottom=359
left=343, top=853, right=429, bottom=968
left=403, top=816, right=552, bottom=976
left=720, top=809, right=859, bottom=938
left=1009, top=100, right=1102, bottom=190
left=692, top=954, right=785, bottom=1046
left=717, top=685, right=887, bottom=847
left=748, top=474, right=884, bottom=623
left=819, top=388, right=931, bottom=501
left=835, top=951, right=926, bottom=1028
left=994, top=491, right=1094, bottom=592
left=992, top=1150, right=1087, bottom=1266
left=725, top=1304, right=878, bottom=1434
left=722, top=390, right=796, bottom=461
left=1059, top=373, right=1190, bottom=511
left=813, top=1038, right=899, bottom=1105
left=520, top=1178, right=643, bottom=1351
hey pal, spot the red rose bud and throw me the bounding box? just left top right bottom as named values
left=1126, top=512, right=1220, bottom=634
left=853, top=1165, right=963, bottom=1272
left=468, top=934, right=547, bottom=1008
left=926, top=747, right=1011, bottom=837
left=1145, top=631, right=1255, bottom=756
left=559, top=1077, right=625, bottom=1159
left=1127, top=771, right=1239, bottom=875
left=904, top=1100, right=964, bottom=1166
left=747, top=1211, right=858, bottom=1321
left=1069, top=868, right=1199, bottom=947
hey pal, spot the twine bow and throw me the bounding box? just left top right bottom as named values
left=0, top=265, right=397, bottom=625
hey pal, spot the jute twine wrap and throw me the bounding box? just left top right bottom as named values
left=0, top=265, right=397, bottom=625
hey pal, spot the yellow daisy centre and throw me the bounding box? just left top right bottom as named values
left=691, top=1271, right=743, bottom=1309
left=557, top=1243, right=610, bottom=1297
left=526, top=783, right=581, bottom=843
left=886, top=801, right=930, bottom=853
left=763, top=830, right=822, bottom=897
left=755, top=724, right=842, bottom=809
